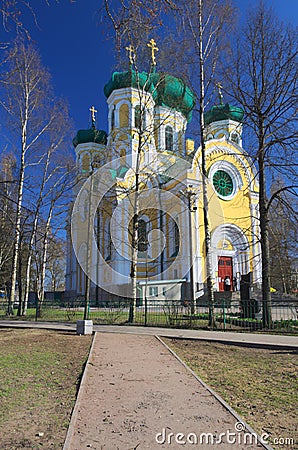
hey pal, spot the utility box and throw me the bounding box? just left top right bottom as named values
left=76, top=320, right=93, bottom=335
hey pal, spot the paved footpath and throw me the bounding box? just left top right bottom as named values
left=63, top=332, right=271, bottom=450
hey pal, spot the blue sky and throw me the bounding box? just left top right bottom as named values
left=16, top=0, right=298, bottom=138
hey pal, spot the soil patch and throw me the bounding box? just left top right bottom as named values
left=0, top=328, right=92, bottom=450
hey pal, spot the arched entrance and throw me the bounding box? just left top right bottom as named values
left=211, top=224, right=250, bottom=292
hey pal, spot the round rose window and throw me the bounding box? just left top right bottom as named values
left=212, top=170, right=233, bottom=197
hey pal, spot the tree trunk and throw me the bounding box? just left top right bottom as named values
left=258, top=144, right=272, bottom=328
left=17, top=255, right=23, bottom=316
left=23, top=148, right=51, bottom=315
left=9, top=103, right=28, bottom=316
left=23, top=253, right=32, bottom=315
left=128, top=168, right=140, bottom=323
left=198, top=0, right=216, bottom=328
left=129, top=211, right=139, bottom=323
left=37, top=203, right=53, bottom=318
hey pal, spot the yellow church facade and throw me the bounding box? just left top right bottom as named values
left=66, top=55, right=261, bottom=304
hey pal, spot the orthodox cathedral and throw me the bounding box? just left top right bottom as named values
left=65, top=41, right=261, bottom=304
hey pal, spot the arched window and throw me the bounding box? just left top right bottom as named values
left=169, top=220, right=180, bottom=257
left=82, top=154, right=90, bottom=172
left=165, top=126, right=173, bottom=151
left=104, top=219, right=112, bottom=260
left=77, top=266, right=84, bottom=294
left=135, top=105, right=141, bottom=129
left=93, top=153, right=105, bottom=166
left=138, top=219, right=148, bottom=252
left=231, top=132, right=239, bottom=144
left=77, top=243, right=87, bottom=294
left=119, top=103, right=129, bottom=127
left=178, top=131, right=183, bottom=153
left=168, top=218, right=179, bottom=257
left=111, top=106, right=115, bottom=130
left=174, top=222, right=179, bottom=256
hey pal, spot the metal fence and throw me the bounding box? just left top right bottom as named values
left=0, top=296, right=297, bottom=334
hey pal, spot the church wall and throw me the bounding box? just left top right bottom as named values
left=191, top=136, right=260, bottom=291
left=66, top=66, right=261, bottom=302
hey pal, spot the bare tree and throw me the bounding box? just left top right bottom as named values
left=103, top=0, right=175, bottom=62
left=102, top=0, right=236, bottom=327
left=22, top=103, right=73, bottom=315
left=100, top=58, right=183, bottom=322
left=0, top=38, right=73, bottom=314
left=269, top=182, right=298, bottom=294
left=224, top=1, right=298, bottom=327
left=45, top=237, right=66, bottom=292
left=102, top=1, right=177, bottom=322
left=35, top=162, right=74, bottom=317
left=171, top=0, right=235, bottom=327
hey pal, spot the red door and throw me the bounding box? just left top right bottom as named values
left=218, top=256, right=233, bottom=291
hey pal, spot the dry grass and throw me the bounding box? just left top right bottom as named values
left=165, top=338, right=297, bottom=450
left=0, top=328, right=92, bottom=450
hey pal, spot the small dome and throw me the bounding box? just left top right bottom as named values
left=104, top=70, right=155, bottom=99
left=204, top=103, right=244, bottom=126
left=150, top=73, right=196, bottom=122
left=73, top=128, right=107, bottom=148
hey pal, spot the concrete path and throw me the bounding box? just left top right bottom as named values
left=0, top=320, right=297, bottom=349
left=63, top=332, right=271, bottom=450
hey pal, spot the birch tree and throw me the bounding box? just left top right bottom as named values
left=0, top=38, right=73, bottom=314
left=224, top=1, right=298, bottom=327
left=103, top=0, right=235, bottom=326
left=35, top=160, right=74, bottom=317
left=171, top=0, right=235, bottom=327
left=100, top=44, right=180, bottom=323
left=21, top=102, right=73, bottom=315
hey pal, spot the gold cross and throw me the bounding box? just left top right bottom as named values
left=89, top=106, right=97, bottom=125
left=147, top=38, right=159, bottom=66
left=216, top=82, right=223, bottom=104
left=125, top=44, right=135, bottom=65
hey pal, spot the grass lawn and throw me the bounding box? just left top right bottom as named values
left=165, top=338, right=297, bottom=450
left=0, top=328, right=92, bottom=450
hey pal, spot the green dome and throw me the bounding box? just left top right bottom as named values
left=73, top=127, right=107, bottom=148
left=204, top=103, right=244, bottom=125
left=104, top=70, right=156, bottom=99
left=104, top=69, right=195, bottom=122
left=150, top=73, right=195, bottom=122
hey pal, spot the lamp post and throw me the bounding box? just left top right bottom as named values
left=188, top=187, right=197, bottom=315
left=95, top=207, right=100, bottom=307
left=83, top=170, right=93, bottom=321
left=83, top=160, right=99, bottom=320
left=76, top=162, right=95, bottom=335
left=180, top=186, right=197, bottom=315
